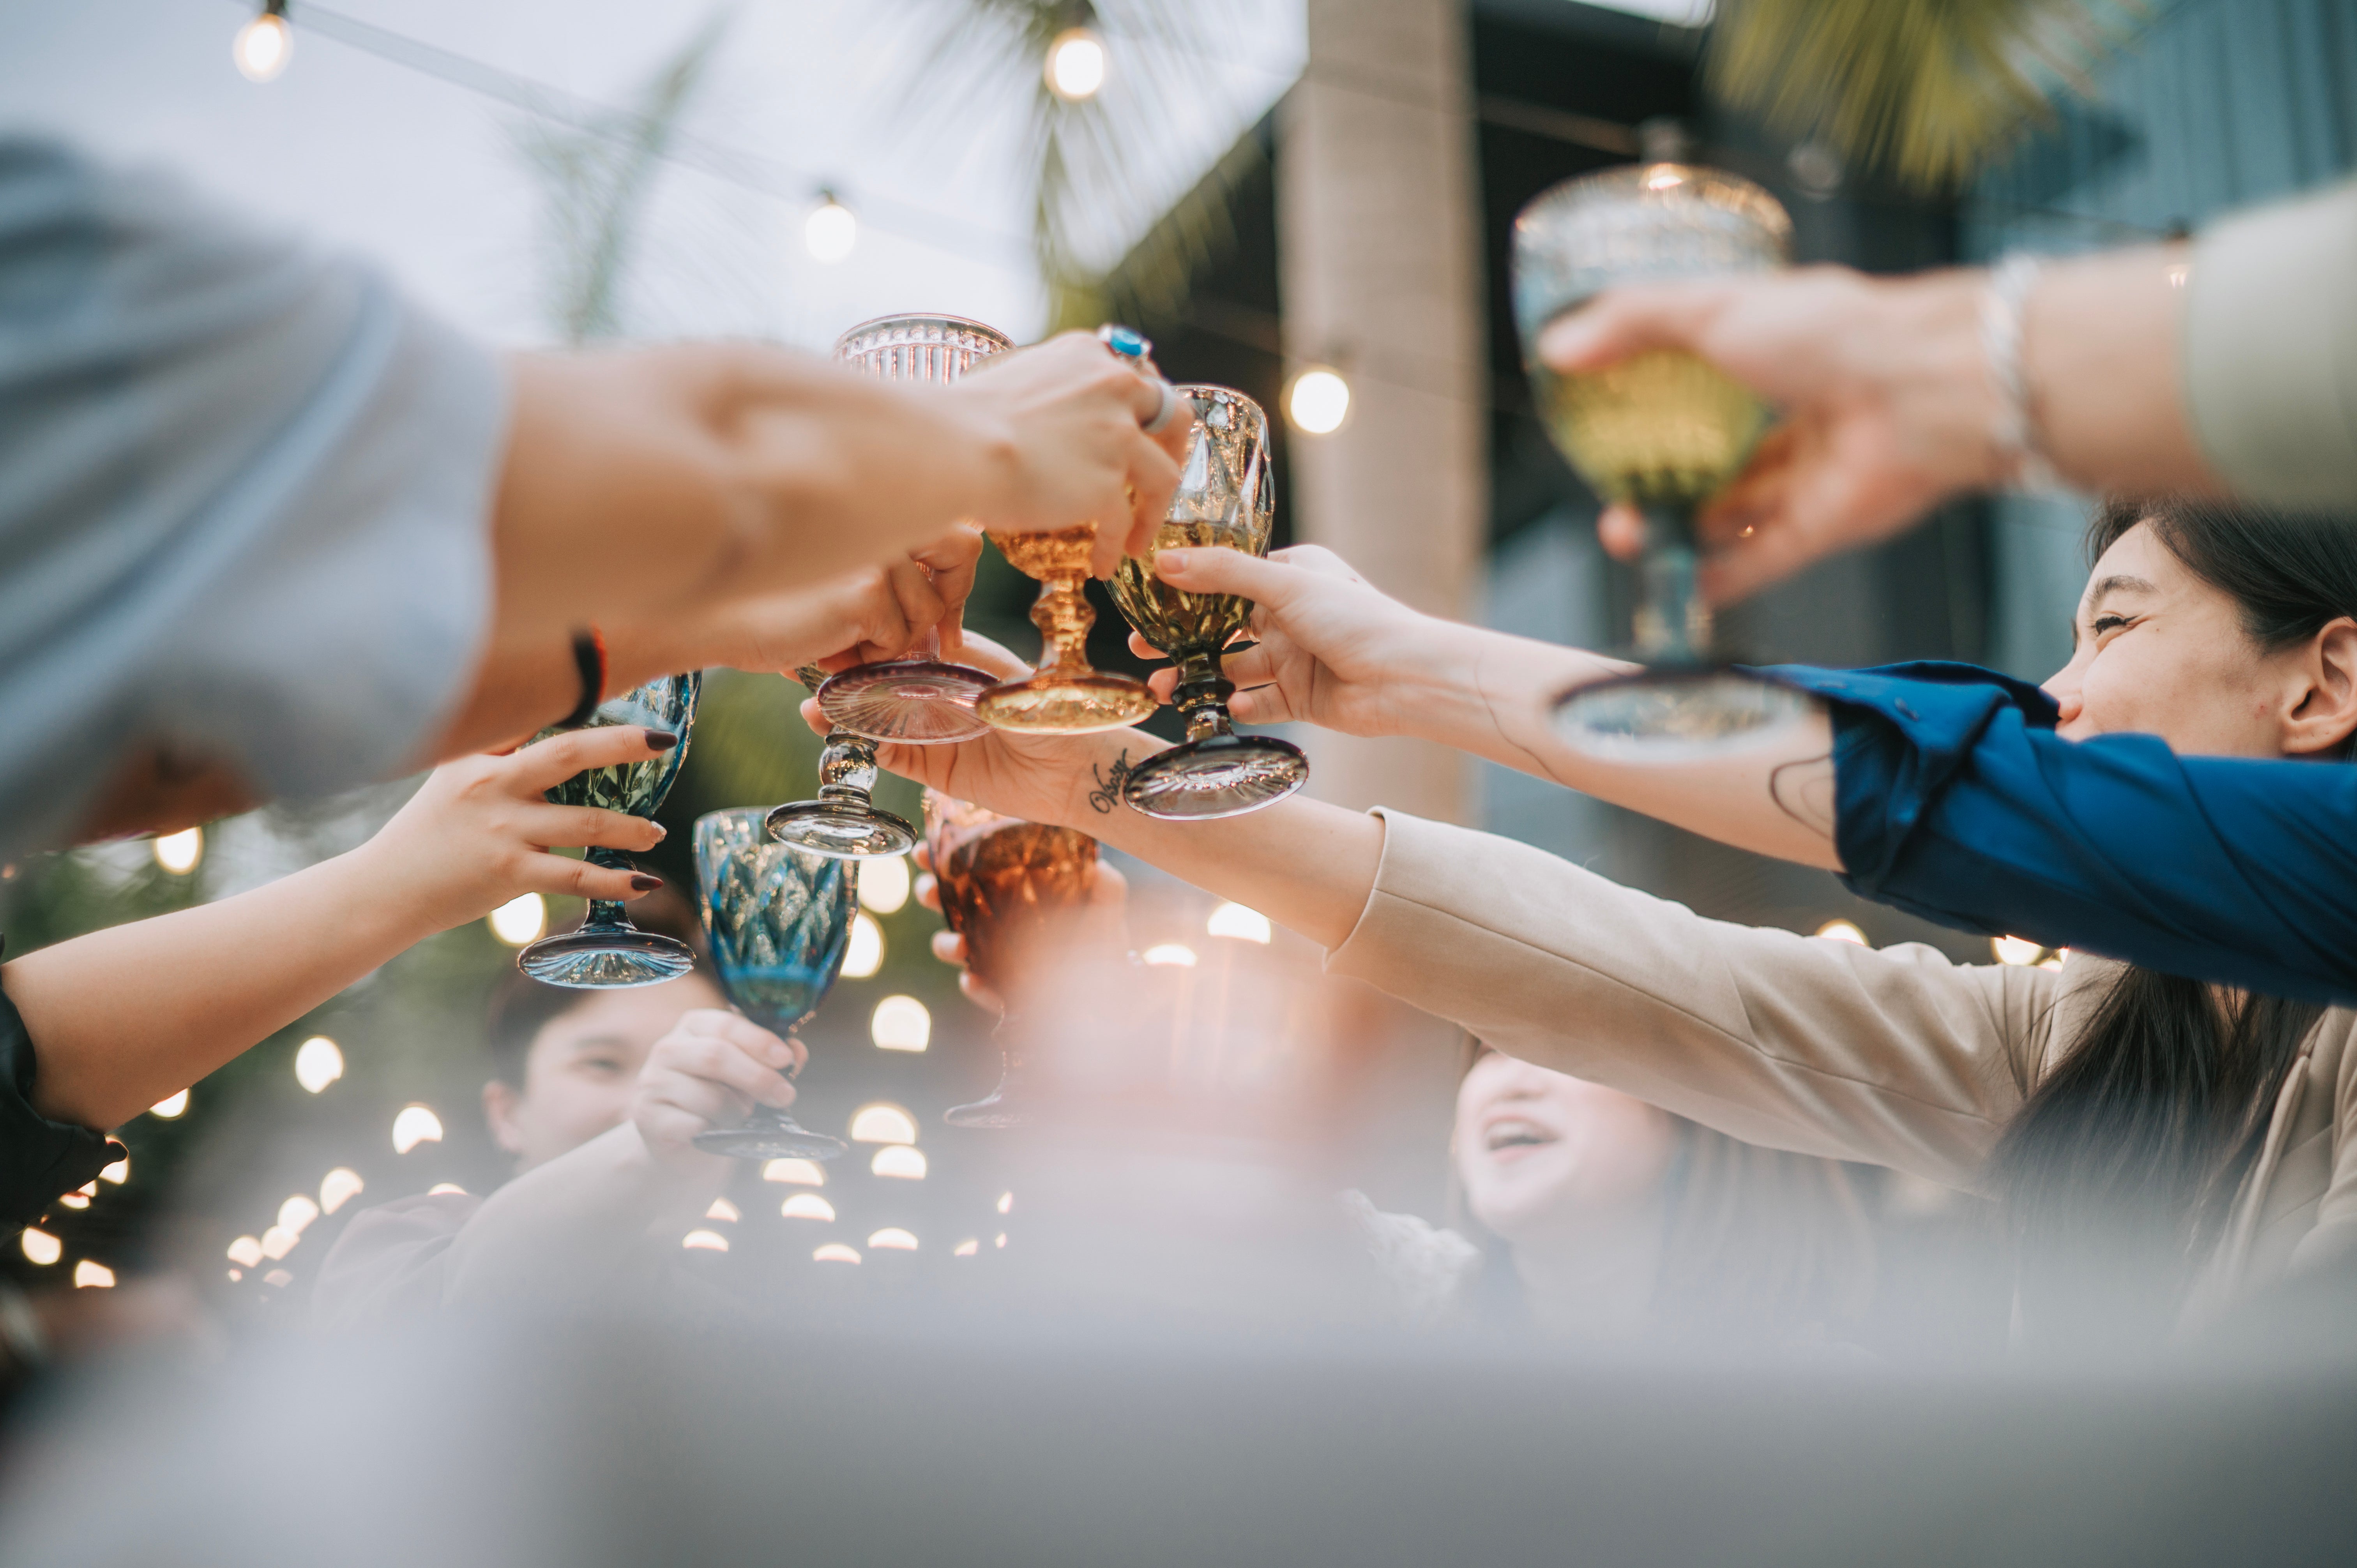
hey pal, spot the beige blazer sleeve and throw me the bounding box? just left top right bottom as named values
left=2184, top=180, right=2357, bottom=509
left=1324, top=810, right=2060, bottom=1190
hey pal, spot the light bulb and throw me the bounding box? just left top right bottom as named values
left=1142, top=942, right=1198, bottom=968
left=762, top=1158, right=825, bottom=1187
left=849, top=1102, right=917, bottom=1144
left=1045, top=27, right=1107, bottom=101
left=319, top=1167, right=365, bottom=1214
left=277, top=1194, right=321, bottom=1236
left=488, top=893, right=546, bottom=946
left=805, top=194, right=857, bottom=263
left=1286, top=368, right=1350, bottom=435
left=1207, top=902, right=1272, bottom=943
left=391, top=1104, right=444, bottom=1154
left=1813, top=920, right=1868, bottom=946
left=150, top=1089, right=190, bottom=1119
left=152, top=827, right=202, bottom=875
left=293, top=1035, right=343, bottom=1094
left=867, top=1227, right=918, bottom=1252
left=1991, top=935, right=2043, bottom=966
left=781, top=1194, right=837, bottom=1221
left=813, top=1243, right=861, bottom=1264
left=74, top=1260, right=116, bottom=1289
left=234, top=11, right=292, bottom=83
left=20, top=1229, right=60, bottom=1266
left=858, top=855, right=911, bottom=915
left=681, top=1229, right=729, bottom=1252
left=871, top=1144, right=928, bottom=1180
left=842, top=913, right=884, bottom=979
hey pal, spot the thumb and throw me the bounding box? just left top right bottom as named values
left=1536, top=279, right=1726, bottom=374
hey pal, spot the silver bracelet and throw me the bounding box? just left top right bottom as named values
left=1979, top=253, right=2068, bottom=495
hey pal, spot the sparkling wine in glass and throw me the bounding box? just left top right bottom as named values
left=1514, top=160, right=1816, bottom=758
left=922, top=791, right=1099, bottom=1128
left=1108, top=384, right=1307, bottom=818
left=517, top=673, right=701, bottom=988
left=688, top=807, right=853, bottom=1161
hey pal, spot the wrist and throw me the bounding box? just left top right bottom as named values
left=1873, top=270, right=2014, bottom=494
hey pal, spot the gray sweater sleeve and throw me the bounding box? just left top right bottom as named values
left=2182, top=180, right=2357, bottom=509
left=0, top=138, right=506, bottom=858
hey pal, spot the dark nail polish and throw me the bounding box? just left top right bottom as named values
left=645, top=729, right=680, bottom=750
left=630, top=874, right=662, bottom=891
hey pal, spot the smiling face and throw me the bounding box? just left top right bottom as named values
left=1453, top=1052, right=1680, bottom=1245
left=2045, top=521, right=2338, bottom=758
left=482, top=974, right=724, bottom=1171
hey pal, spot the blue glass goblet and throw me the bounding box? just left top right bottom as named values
left=689, top=807, right=854, bottom=1161
left=517, top=672, right=701, bottom=988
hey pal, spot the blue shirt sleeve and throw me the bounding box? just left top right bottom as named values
left=1763, top=660, right=2357, bottom=1006
left=0, top=137, right=505, bottom=859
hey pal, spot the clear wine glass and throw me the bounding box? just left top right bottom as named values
left=517, top=673, right=701, bottom=988
left=810, top=314, right=1011, bottom=744
left=922, top=791, right=1100, bottom=1128
left=1108, top=384, right=1307, bottom=818
left=764, top=664, right=922, bottom=859
left=688, top=807, right=853, bottom=1161
left=1513, top=162, right=1818, bottom=759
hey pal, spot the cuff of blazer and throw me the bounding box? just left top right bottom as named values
left=2184, top=182, right=2357, bottom=510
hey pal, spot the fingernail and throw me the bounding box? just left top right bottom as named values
left=645, top=729, right=680, bottom=750
left=648, top=822, right=667, bottom=841
left=630, top=874, right=662, bottom=891
left=1156, top=549, right=1192, bottom=576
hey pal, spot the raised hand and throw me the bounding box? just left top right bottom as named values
left=948, top=332, right=1194, bottom=574
left=359, top=726, right=678, bottom=933
left=629, top=1008, right=806, bottom=1171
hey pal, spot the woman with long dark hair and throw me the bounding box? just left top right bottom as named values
left=839, top=496, right=2357, bottom=1338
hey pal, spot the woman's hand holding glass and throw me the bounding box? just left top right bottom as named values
left=357, top=728, right=676, bottom=935
left=629, top=1008, right=807, bottom=1174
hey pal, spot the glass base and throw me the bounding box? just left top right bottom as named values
left=943, top=1083, right=1023, bottom=1130
left=1121, top=734, right=1308, bottom=820
left=817, top=661, right=995, bottom=745
left=1551, top=666, right=1817, bottom=761
left=974, top=671, right=1157, bottom=735
left=693, top=1108, right=848, bottom=1161
left=765, top=798, right=919, bottom=859
left=516, top=927, right=696, bottom=989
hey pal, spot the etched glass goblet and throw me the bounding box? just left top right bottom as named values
left=764, top=665, right=921, bottom=859
left=1513, top=162, right=1817, bottom=759
left=517, top=672, right=701, bottom=988
left=923, top=791, right=1099, bottom=1128
left=1108, top=383, right=1307, bottom=818
left=688, top=807, right=853, bottom=1161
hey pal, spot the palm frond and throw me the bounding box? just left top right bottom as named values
left=514, top=10, right=732, bottom=343
left=1708, top=0, right=2141, bottom=191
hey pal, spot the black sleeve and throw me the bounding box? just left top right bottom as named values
left=0, top=967, right=121, bottom=1228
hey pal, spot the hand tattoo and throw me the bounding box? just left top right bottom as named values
left=1087, top=752, right=1133, bottom=815
left=1769, top=751, right=1838, bottom=841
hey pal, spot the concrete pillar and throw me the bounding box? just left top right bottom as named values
left=1278, top=0, right=1487, bottom=825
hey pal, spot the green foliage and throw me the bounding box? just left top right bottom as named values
left=1708, top=0, right=2140, bottom=191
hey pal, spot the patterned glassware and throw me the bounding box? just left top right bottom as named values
left=1513, top=162, right=1817, bottom=761
left=687, top=807, right=855, bottom=1160
left=1107, top=385, right=1307, bottom=818
left=517, top=672, right=701, bottom=988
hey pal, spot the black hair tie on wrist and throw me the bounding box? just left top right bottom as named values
left=558, top=627, right=607, bottom=729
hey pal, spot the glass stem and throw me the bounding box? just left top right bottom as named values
left=1170, top=649, right=1235, bottom=745
left=815, top=733, right=880, bottom=807
left=1032, top=575, right=1096, bottom=678
left=583, top=845, right=634, bottom=931
left=1634, top=501, right=1710, bottom=664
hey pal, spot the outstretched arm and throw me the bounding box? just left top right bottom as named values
left=4, top=726, right=675, bottom=1132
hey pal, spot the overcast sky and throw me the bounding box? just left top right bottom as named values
left=2, top=0, right=1304, bottom=349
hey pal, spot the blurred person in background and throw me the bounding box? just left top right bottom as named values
left=0, top=726, right=672, bottom=1226
left=1440, top=1050, right=1872, bottom=1348
left=313, top=907, right=798, bottom=1330
left=0, top=134, right=1189, bottom=860
left=825, top=496, right=2357, bottom=1345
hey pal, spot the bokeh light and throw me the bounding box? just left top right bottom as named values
left=151, top=827, right=202, bottom=875
left=488, top=893, right=547, bottom=946
left=1286, top=368, right=1350, bottom=435
left=294, top=1035, right=344, bottom=1094
left=858, top=855, right=911, bottom=914
left=391, top=1104, right=444, bottom=1155
left=843, top=913, right=885, bottom=979
left=871, top=1145, right=928, bottom=1180
left=871, top=995, right=931, bottom=1052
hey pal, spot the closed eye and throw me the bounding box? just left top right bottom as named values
left=2090, top=613, right=2137, bottom=641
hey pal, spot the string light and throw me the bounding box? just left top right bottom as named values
left=682, top=1230, right=729, bottom=1252
left=867, top=1227, right=918, bottom=1251
left=1207, top=902, right=1272, bottom=943
left=427, top=1182, right=467, bottom=1196
left=858, top=856, right=911, bottom=915
left=226, top=1236, right=264, bottom=1268
left=74, top=1261, right=117, bottom=1289
left=763, top=1158, right=825, bottom=1187
left=100, top=1155, right=129, bottom=1185
left=150, top=1089, right=189, bottom=1119
left=391, top=1104, right=444, bottom=1154
left=1813, top=920, right=1868, bottom=946
left=813, top=1243, right=861, bottom=1264
left=705, top=1197, right=741, bottom=1223
left=871, top=1145, right=928, bottom=1180
left=259, top=1225, right=298, bottom=1261
left=278, top=1194, right=321, bottom=1236
left=870, top=995, right=930, bottom=1052
left=20, top=1229, right=60, bottom=1266
left=849, top=1103, right=918, bottom=1144
left=1286, top=368, right=1350, bottom=435
left=152, top=827, right=202, bottom=875
left=488, top=893, right=546, bottom=946
left=1991, top=935, right=2043, bottom=966
left=1142, top=943, right=1198, bottom=967
left=953, top=1238, right=980, bottom=1257
left=320, top=1168, right=365, bottom=1214
left=781, top=1194, right=837, bottom=1221
left=233, top=1, right=292, bottom=83
left=842, top=913, right=885, bottom=979
left=997, top=1191, right=1014, bottom=1215
left=294, top=1035, right=344, bottom=1094
left=805, top=190, right=857, bottom=263
left=1044, top=10, right=1108, bottom=102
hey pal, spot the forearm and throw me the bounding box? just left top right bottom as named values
left=2023, top=244, right=2215, bottom=496
left=1, top=846, right=435, bottom=1130
left=441, top=1123, right=718, bottom=1307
